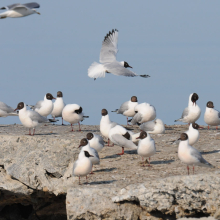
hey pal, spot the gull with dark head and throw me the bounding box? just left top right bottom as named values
left=0, top=2, right=40, bottom=19
left=175, top=93, right=201, bottom=124
left=88, top=29, right=150, bottom=80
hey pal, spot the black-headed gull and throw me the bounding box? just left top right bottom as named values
left=130, top=102, right=156, bottom=125
left=175, top=93, right=201, bottom=124
left=15, top=102, right=48, bottom=135
left=100, top=109, right=117, bottom=146
left=73, top=150, right=93, bottom=185
left=0, top=2, right=40, bottom=19
left=204, top=101, right=220, bottom=130
left=178, top=133, right=214, bottom=175
left=88, top=29, right=150, bottom=80
left=0, top=101, right=18, bottom=117
left=140, top=119, right=165, bottom=134
left=109, top=125, right=137, bottom=155
left=86, top=133, right=105, bottom=152
left=51, top=91, right=65, bottom=125
left=62, top=104, right=87, bottom=131
left=112, top=96, right=138, bottom=125
left=137, top=131, right=156, bottom=166
left=28, top=93, right=55, bottom=117
left=185, top=123, right=200, bottom=145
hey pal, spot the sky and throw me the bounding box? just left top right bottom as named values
left=1, top=1, right=220, bottom=126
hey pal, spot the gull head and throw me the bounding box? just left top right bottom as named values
left=86, top=133, right=94, bottom=140
left=57, top=91, right=63, bottom=98
left=14, top=102, right=25, bottom=111
left=46, top=93, right=55, bottom=100
left=101, top=109, right=108, bottom=116
left=207, top=101, right=214, bottom=109
left=191, top=93, right=199, bottom=106
left=136, top=131, right=147, bottom=139
left=120, top=61, right=132, bottom=68
left=131, top=96, right=138, bottom=102
left=178, top=133, right=188, bottom=141
left=79, top=138, right=88, bottom=148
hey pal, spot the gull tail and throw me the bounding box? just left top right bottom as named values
left=139, top=75, right=150, bottom=78
left=48, top=119, right=59, bottom=123
left=83, top=116, right=89, bottom=118
left=111, top=109, right=118, bottom=113
left=27, top=105, right=34, bottom=110
left=88, top=62, right=106, bottom=79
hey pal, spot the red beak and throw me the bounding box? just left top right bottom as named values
left=14, top=108, right=18, bottom=111
left=78, top=145, right=81, bottom=148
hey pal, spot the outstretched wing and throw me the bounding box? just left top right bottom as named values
left=23, top=2, right=40, bottom=9
left=104, top=62, right=137, bottom=77
left=0, top=4, right=19, bottom=10
left=88, top=62, right=106, bottom=79
left=0, top=102, right=14, bottom=113
left=99, top=29, right=118, bottom=64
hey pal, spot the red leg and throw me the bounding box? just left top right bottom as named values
left=148, top=157, right=151, bottom=166
left=187, top=166, right=189, bottom=175
left=78, top=122, right=81, bottom=132
left=117, top=147, right=124, bottom=155
left=90, top=165, right=94, bottom=174
left=62, top=117, right=64, bottom=125
left=70, top=124, right=74, bottom=132
left=216, top=126, right=218, bottom=130
left=86, top=175, right=88, bottom=184
left=193, top=166, right=195, bottom=175
left=32, top=128, right=35, bottom=136
left=208, top=125, right=210, bottom=130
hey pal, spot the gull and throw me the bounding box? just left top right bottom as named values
left=14, top=102, right=48, bottom=135
left=130, top=102, right=156, bottom=125
left=73, top=150, right=93, bottom=185
left=78, top=138, right=100, bottom=174
left=0, top=2, right=40, bottom=19
left=100, top=109, right=117, bottom=146
left=0, top=101, right=18, bottom=117
left=109, top=125, right=137, bottom=155
left=62, top=104, right=88, bottom=131
left=137, top=131, right=156, bottom=166
left=140, top=118, right=165, bottom=134
left=51, top=91, right=65, bottom=125
left=28, top=93, right=55, bottom=117
left=204, top=101, right=220, bottom=130
left=185, top=123, right=200, bottom=145
left=175, top=93, right=201, bottom=124
left=112, top=96, right=138, bottom=125
left=178, top=133, right=214, bottom=175
left=88, top=29, right=150, bottom=80
left=86, top=133, right=105, bottom=152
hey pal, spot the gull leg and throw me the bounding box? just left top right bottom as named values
left=32, top=128, right=35, bottom=136
left=208, top=125, right=210, bottom=130
left=70, top=124, right=74, bottom=132
left=193, top=166, right=195, bottom=175
left=79, top=176, right=81, bottom=185
left=216, top=126, right=218, bottom=130
left=148, top=157, right=152, bottom=167
left=187, top=166, right=189, bottom=175
left=90, top=165, right=94, bottom=174
left=78, top=122, right=81, bottom=132
left=117, top=147, right=124, bottom=155
left=62, top=117, right=64, bottom=125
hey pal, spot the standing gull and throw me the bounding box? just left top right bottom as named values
left=100, top=109, right=117, bottom=146
left=73, top=151, right=93, bottom=185
left=51, top=91, right=65, bottom=125
left=178, top=133, right=214, bottom=175
left=88, top=29, right=150, bottom=80
left=175, top=93, right=201, bottom=124
left=137, top=131, right=156, bottom=166
left=86, top=133, right=105, bottom=152
left=0, top=2, right=40, bottom=19
left=14, top=102, right=48, bottom=135
left=204, top=101, right=220, bottom=130
left=112, top=96, right=138, bottom=125
left=0, top=101, right=18, bottom=117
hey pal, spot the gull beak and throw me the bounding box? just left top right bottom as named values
left=136, top=136, right=140, bottom=139
left=14, top=108, right=18, bottom=112
left=78, top=145, right=81, bottom=148
left=90, top=155, right=94, bottom=157
left=199, top=126, right=204, bottom=129
left=37, top=12, right=41, bottom=15
left=178, top=138, right=181, bottom=140
left=128, top=65, right=133, bottom=68
left=53, top=98, right=56, bottom=100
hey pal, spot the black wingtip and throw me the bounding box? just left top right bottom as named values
left=128, top=119, right=132, bottom=122
left=140, top=75, right=150, bottom=78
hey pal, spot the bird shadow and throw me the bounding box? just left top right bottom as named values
left=94, top=168, right=117, bottom=173
left=124, top=150, right=137, bottom=155
left=200, top=150, right=220, bottom=155
left=103, top=155, right=121, bottom=159
left=88, top=180, right=116, bottom=185
left=151, top=159, right=175, bottom=165
left=81, top=129, right=100, bottom=132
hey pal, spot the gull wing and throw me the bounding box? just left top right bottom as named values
left=181, top=107, right=189, bottom=118
left=99, top=29, right=118, bottom=64
left=23, top=2, right=40, bottom=9
left=32, top=100, right=43, bottom=111
left=117, top=101, right=129, bottom=114
left=0, top=4, right=19, bottom=10
left=88, top=62, right=106, bottom=79
left=104, top=61, right=137, bottom=77
left=0, top=102, right=15, bottom=114
left=111, top=134, right=137, bottom=150
left=28, top=111, right=47, bottom=123
left=96, top=134, right=105, bottom=146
